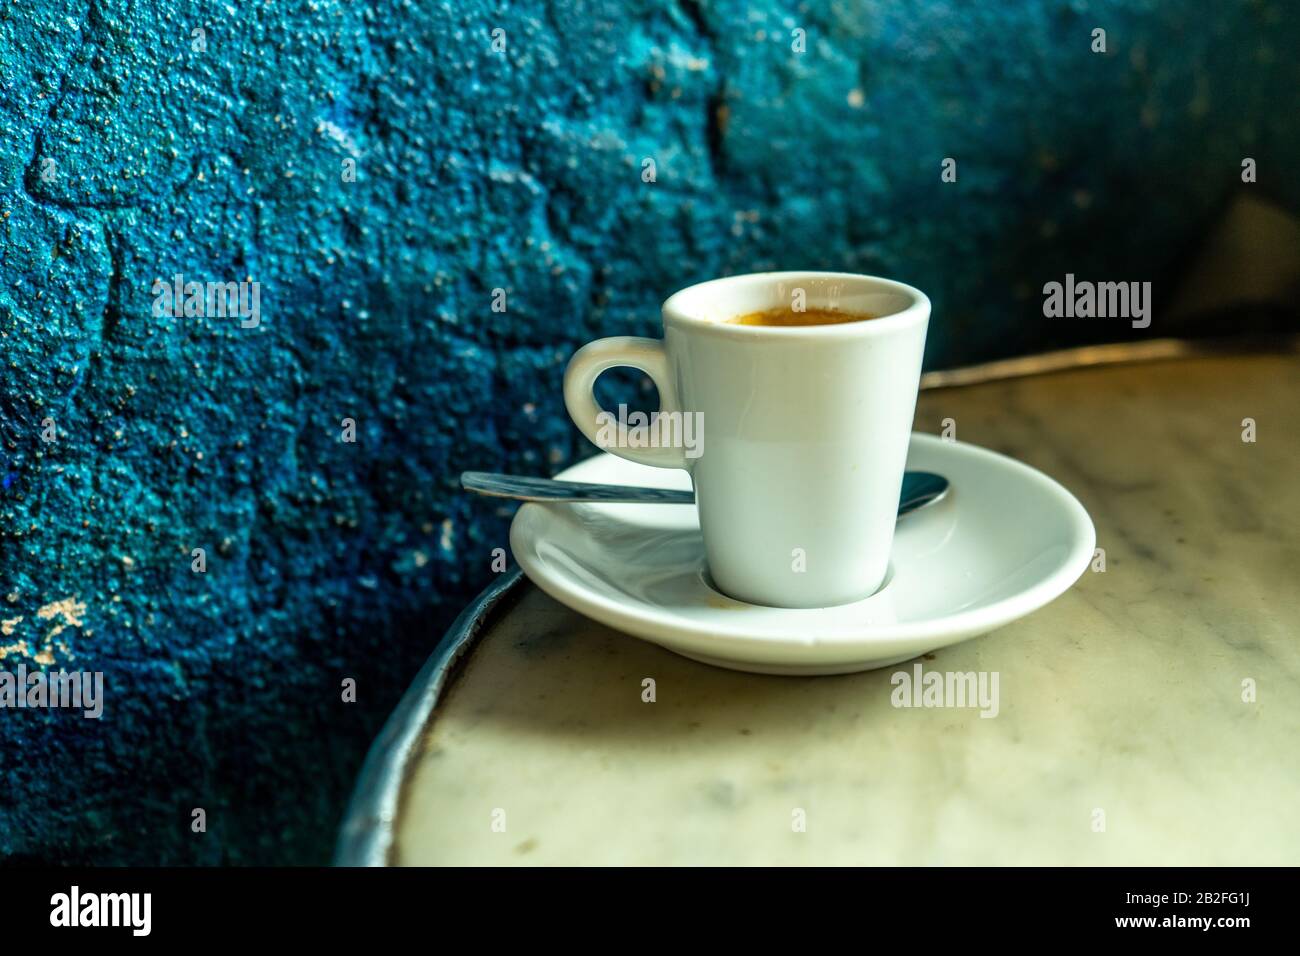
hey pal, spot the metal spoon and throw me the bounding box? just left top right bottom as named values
left=461, top=470, right=949, bottom=517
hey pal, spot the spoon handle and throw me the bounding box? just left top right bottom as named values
left=461, top=470, right=949, bottom=515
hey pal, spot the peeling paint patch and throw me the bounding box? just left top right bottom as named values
left=37, top=596, right=87, bottom=630
left=316, top=119, right=362, bottom=158
left=1, top=616, right=22, bottom=636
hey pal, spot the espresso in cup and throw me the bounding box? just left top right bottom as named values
left=728, top=307, right=876, bottom=327
left=564, top=272, right=930, bottom=608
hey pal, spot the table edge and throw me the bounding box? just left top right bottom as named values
left=333, top=568, right=526, bottom=866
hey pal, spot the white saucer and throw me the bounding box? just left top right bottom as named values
left=509, top=433, right=1095, bottom=675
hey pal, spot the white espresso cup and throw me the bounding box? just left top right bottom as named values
left=563, top=271, right=930, bottom=608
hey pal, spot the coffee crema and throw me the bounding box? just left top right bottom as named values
left=726, top=307, right=875, bottom=327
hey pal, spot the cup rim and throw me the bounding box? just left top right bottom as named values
left=661, top=271, right=930, bottom=339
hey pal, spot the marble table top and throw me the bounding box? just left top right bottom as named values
left=384, top=353, right=1299, bottom=865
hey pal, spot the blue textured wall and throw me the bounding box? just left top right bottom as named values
left=1, top=0, right=1297, bottom=863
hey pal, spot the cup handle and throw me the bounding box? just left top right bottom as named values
left=563, top=336, right=687, bottom=470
